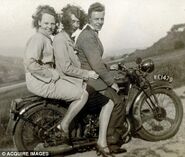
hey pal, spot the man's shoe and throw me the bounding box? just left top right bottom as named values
left=109, top=145, right=127, bottom=154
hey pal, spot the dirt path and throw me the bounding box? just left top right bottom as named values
left=67, top=87, right=185, bottom=157
left=0, top=82, right=26, bottom=93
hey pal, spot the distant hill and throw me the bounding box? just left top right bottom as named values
left=104, top=24, right=185, bottom=63
left=0, top=46, right=24, bottom=57
left=104, top=48, right=136, bottom=63
left=127, top=23, right=185, bottom=61
left=0, top=55, right=25, bottom=86
left=104, top=48, right=136, bottom=57
left=106, top=23, right=185, bottom=87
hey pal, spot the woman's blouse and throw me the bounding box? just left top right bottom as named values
left=53, top=31, right=89, bottom=80
left=24, top=28, right=54, bottom=83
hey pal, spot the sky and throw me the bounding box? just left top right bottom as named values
left=0, top=0, right=185, bottom=57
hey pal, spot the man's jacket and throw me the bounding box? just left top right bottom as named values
left=75, top=25, right=114, bottom=91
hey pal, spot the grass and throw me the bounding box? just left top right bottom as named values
left=146, top=49, right=185, bottom=88
left=120, top=48, right=185, bottom=88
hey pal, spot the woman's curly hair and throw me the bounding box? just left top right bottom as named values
left=61, top=4, right=87, bottom=31
left=32, top=5, right=59, bottom=33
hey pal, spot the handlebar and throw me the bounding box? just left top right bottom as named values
left=118, top=63, right=137, bottom=75
left=110, top=58, right=154, bottom=82
left=115, top=62, right=149, bottom=85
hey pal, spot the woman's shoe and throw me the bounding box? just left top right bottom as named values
left=109, top=145, right=127, bottom=154
left=96, top=145, right=115, bottom=157
left=56, top=125, right=69, bottom=144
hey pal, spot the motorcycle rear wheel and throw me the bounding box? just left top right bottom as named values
left=13, top=103, right=66, bottom=151
left=137, top=88, right=183, bottom=141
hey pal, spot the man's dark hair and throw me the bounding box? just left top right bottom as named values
left=88, top=2, right=105, bottom=17
left=61, top=4, right=87, bottom=31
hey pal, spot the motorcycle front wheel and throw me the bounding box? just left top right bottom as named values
left=13, top=103, right=66, bottom=151
left=137, top=88, right=183, bottom=141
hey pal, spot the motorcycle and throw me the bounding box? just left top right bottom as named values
left=8, top=58, right=183, bottom=156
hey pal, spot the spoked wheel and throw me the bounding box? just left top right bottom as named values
left=13, top=103, right=66, bottom=151
left=137, top=88, right=183, bottom=141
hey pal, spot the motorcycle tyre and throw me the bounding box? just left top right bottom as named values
left=137, top=88, right=183, bottom=141
left=13, top=103, right=67, bottom=151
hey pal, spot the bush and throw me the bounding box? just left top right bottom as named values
left=0, top=85, right=31, bottom=148
left=174, top=40, right=185, bottom=49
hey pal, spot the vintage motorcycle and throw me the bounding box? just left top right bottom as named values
left=9, top=58, right=183, bottom=155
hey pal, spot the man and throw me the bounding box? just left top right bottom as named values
left=75, top=2, right=126, bottom=153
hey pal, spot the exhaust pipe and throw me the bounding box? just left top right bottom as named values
left=34, top=141, right=96, bottom=155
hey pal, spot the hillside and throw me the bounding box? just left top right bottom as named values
left=106, top=23, right=185, bottom=88
left=0, top=55, right=25, bottom=86
left=127, top=23, right=185, bottom=61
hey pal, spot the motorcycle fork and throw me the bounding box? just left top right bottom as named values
left=141, top=86, right=160, bottom=114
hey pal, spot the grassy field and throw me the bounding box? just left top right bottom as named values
left=0, top=85, right=31, bottom=148
left=145, top=48, right=185, bottom=88
left=118, top=48, right=185, bottom=88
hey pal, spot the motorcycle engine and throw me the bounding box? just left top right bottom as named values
left=83, top=114, right=99, bottom=138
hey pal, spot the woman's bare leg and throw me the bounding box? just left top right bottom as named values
left=97, top=99, right=114, bottom=147
left=58, top=90, right=88, bottom=132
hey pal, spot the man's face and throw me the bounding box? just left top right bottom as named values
left=89, top=11, right=105, bottom=32
left=38, top=13, right=56, bottom=35
left=70, top=14, right=80, bottom=33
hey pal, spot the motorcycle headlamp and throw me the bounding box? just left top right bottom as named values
left=140, top=59, right=154, bottom=73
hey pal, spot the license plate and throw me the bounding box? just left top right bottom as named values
left=153, top=74, right=173, bottom=82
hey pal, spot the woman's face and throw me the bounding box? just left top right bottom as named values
left=38, top=13, right=56, bottom=35
left=70, top=14, right=80, bottom=33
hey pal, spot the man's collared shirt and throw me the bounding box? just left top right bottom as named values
left=71, top=24, right=98, bottom=44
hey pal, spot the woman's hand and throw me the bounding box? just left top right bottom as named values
left=88, top=71, right=99, bottom=79
left=50, top=69, right=60, bottom=82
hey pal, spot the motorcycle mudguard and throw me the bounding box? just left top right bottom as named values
left=9, top=96, right=68, bottom=135
left=131, top=80, right=172, bottom=130
left=7, top=96, right=47, bottom=135
left=147, top=80, right=173, bottom=90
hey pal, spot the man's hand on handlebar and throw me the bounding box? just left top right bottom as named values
left=111, top=83, right=120, bottom=93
